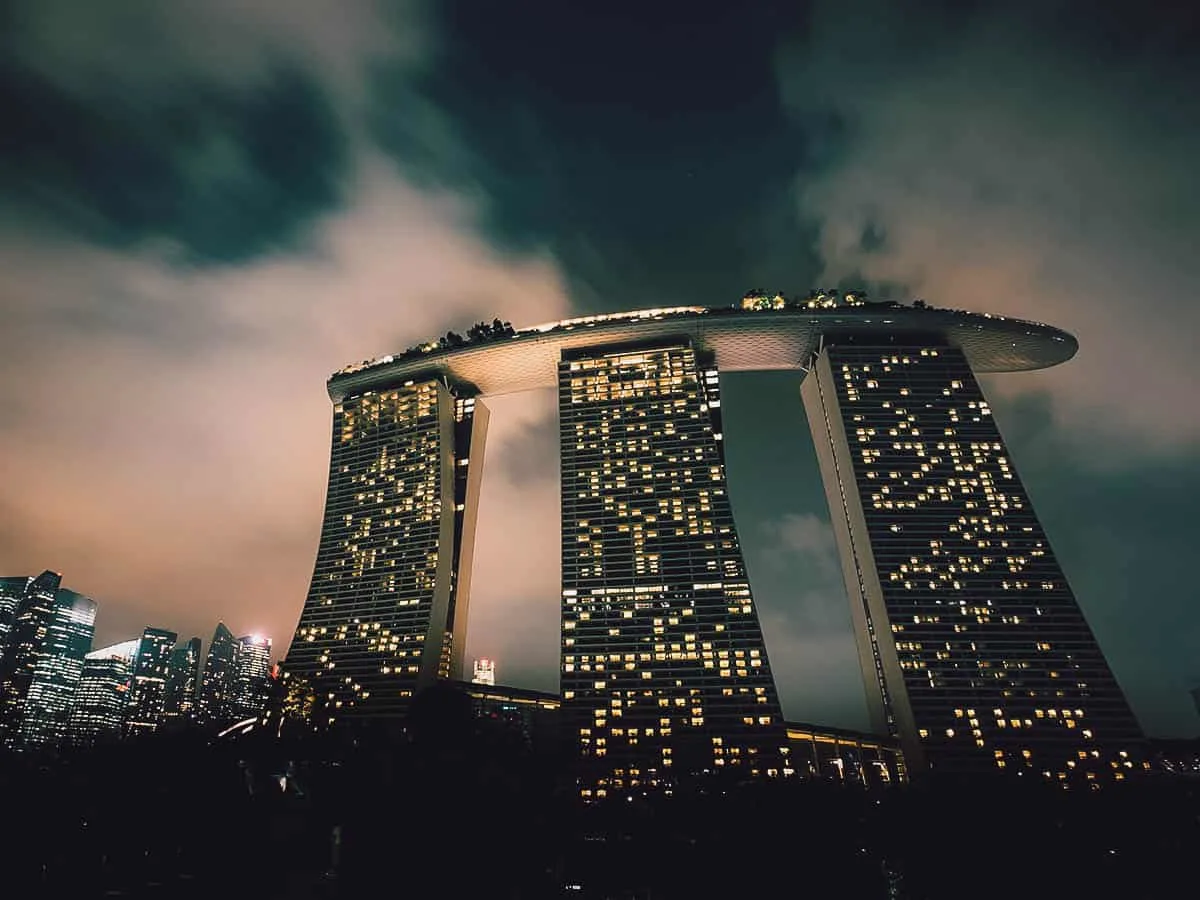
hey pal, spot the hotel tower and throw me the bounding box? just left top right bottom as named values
left=802, top=336, right=1142, bottom=779
left=285, top=378, right=487, bottom=725
left=559, top=343, right=788, bottom=794
left=285, top=296, right=1143, bottom=784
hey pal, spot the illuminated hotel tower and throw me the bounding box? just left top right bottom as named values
left=559, top=343, right=788, bottom=794
left=803, top=338, right=1143, bottom=780
left=285, top=377, right=488, bottom=724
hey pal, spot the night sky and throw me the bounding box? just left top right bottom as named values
left=2, top=1, right=1197, bottom=737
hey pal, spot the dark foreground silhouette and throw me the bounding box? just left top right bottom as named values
left=1, top=684, right=1195, bottom=899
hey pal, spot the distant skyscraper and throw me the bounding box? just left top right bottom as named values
left=231, top=635, right=272, bottom=721
left=125, top=627, right=177, bottom=736
left=284, top=378, right=489, bottom=725
left=0, top=571, right=64, bottom=744
left=0, top=576, right=32, bottom=666
left=91, top=639, right=141, bottom=666
left=802, top=340, right=1144, bottom=779
left=164, top=637, right=202, bottom=723
left=199, top=622, right=238, bottom=725
left=559, top=343, right=788, bottom=795
left=67, top=642, right=138, bottom=747
left=1191, top=686, right=1200, bottom=719
left=472, top=658, right=496, bottom=686
left=20, top=589, right=96, bottom=748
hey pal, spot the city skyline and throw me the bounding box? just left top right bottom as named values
left=6, top=297, right=1198, bottom=742
left=0, top=576, right=268, bottom=686
left=1, top=0, right=1198, bottom=739
left=0, top=572, right=277, bottom=745
left=4, top=295, right=1195, bottom=748
left=0, top=574, right=269, bottom=673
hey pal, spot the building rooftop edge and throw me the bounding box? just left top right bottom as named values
left=325, top=302, right=1078, bottom=402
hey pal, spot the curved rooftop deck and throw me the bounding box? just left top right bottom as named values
left=327, top=304, right=1077, bottom=402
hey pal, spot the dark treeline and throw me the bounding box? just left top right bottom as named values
left=1, top=685, right=1196, bottom=899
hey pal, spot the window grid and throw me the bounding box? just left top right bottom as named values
left=817, top=342, right=1143, bottom=781
left=559, top=344, right=790, bottom=796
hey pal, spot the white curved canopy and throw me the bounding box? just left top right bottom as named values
left=327, top=305, right=1077, bottom=402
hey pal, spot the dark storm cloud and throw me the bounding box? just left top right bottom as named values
left=368, top=1, right=819, bottom=306
left=780, top=0, right=1200, bottom=446
left=2, top=0, right=424, bottom=99
left=0, top=1, right=413, bottom=265
left=0, top=60, right=348, bottom=265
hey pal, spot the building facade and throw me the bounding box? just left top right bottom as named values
left=68, top=642, right=138, bottom=747
left=231, top=635, right=272, bottom=721
left=125, top=627, right=178, bottom=736
left=163, top=636, right=202, bottom=723
left=19, top=589, right=97, bottom=748
left=0, top=571, right=64, bottom=744
left=0, top=576, right=32, bottom=666
left=802, top=339, right=1144, bottom=780
left=199, top=622, right=238, bottom=725
left=558, top=343, right=788, bottom=795
left=283, top=377, right=488, bottom=725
